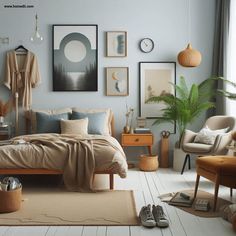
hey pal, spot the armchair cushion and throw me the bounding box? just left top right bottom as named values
left=183, top=143, right=212, bottom=154
left=193, top=126, right=229, bottom=145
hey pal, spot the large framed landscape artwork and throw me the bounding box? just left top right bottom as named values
left=53, top=25, right=98, bottom=91
left=139, top=61, right=176, bottom=119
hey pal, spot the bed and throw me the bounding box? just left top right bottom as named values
left=0, top=108, right=128, bottom=191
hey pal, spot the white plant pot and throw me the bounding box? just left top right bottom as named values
left=0, top=116, right=4, bottom=125
left=173, top=148, right=187, bottom=172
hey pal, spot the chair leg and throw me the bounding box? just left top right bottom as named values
left=213, top=175, right=220, bottom=211
left=181, top=154, right=190, bottom=175
left=230, top=188, right=233, bottom=197
left=188, top=154, right=191, bottom=170
left=194, top=174, right=200, bottom=199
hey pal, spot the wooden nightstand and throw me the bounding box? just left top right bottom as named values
left=0, top=124, right=11, bottom=140
left=121, top=133, right=153, bottom=155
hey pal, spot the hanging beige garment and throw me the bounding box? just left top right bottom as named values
left=4, top=50, right=41, bottom=110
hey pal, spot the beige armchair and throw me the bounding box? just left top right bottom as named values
left=180, top=116, right=236, bottom=174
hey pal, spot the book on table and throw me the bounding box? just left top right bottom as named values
left=194, top=198, right=210, bottom=211
left=134, top=128, right=151, bottom=134
left=169, top=192, right=194, bottom=207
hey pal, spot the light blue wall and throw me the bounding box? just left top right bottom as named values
left=0, top=0, right=215, bottom=163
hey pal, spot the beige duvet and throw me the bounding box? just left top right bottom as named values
left=0, top=134, right=128, bottom=191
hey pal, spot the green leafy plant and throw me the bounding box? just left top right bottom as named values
left=217, top=78, right=236, bottom=99
left=147, top=76, right=234, bottom=147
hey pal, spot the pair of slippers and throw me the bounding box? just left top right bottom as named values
left=220, top=204, right=236, bottom=231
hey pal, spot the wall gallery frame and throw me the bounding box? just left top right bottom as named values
left=52, top=24, right=98, bottom=91
left=106, top=31, right=127, bottom=57
left=139, top=61, right=176, bottom=118
left=106, top=67, right=129, bottom=96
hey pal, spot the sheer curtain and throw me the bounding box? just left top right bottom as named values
left=226, top=0, right=236, bottom=116
left=211, top=0, right=230, bottom=116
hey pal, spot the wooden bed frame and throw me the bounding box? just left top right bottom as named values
left=0, top=111, right=116, bottom=190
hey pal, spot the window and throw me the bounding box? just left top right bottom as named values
left=226, top=1, right=236, bottom=115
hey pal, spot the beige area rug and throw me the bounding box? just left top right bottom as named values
left=166, top=189, right=232, bottom=218
left=0, top=189, right=139, bottom=226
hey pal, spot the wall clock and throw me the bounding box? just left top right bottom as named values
left=139, top=38, right=154, bottom=53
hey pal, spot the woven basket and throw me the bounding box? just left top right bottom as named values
left=0, top=187, right=22, bottom=213
left=139, top=155, right=159, bottom=171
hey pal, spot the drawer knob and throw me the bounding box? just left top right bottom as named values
left=135, top=138, right=139, bottom=142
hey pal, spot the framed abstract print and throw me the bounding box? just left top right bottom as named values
left=106, top=31, right=127, bottom=57
left=106, top=67, right=129, bottom=96
left=139, top=62, right=176, bottom=118
left=53, top=24, right=98, bottom=91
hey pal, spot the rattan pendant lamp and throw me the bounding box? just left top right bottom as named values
left=177, top=0, right=202, bottom=67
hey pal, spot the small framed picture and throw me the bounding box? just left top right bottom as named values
left=106, top=67, right=129, bottom=96
left=106, top=31, right=127, bottom=57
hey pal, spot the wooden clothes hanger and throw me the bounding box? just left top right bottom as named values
left=15, top=45, right=28, bottom=55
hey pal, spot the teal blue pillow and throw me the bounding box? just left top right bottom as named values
left=71, top=111, right=106, bottom=135
left=36, top=112, right=69, bottom=133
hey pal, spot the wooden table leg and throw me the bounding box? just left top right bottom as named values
left=213, top=175, right=220, bottom=211
left=194, top=174, right=200, bottom=199
left=128, top=163, right=135, bottom=169
left=148, top=145, right=152, bottom=155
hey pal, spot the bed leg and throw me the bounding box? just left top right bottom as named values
left=109, top=174, right=114, bottom=190
left=92, top=173, right=95, bottom=183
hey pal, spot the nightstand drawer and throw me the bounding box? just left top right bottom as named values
left=0, top=124, right=11, bottom=140
left=0, top=134, right=8, bottom=140
left=122, top=134, right=153, bottom=146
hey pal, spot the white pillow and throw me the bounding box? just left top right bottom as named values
left=194, top=126, right=229, bottom=145
left=60, top=118, right=88, bottom=135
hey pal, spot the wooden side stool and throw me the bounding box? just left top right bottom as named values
left=194, top=156, right=236, bottom=211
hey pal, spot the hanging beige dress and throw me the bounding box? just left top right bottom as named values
left=4, top=50, right=41, bottom=110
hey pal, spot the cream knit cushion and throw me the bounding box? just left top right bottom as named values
left=60, top=118, right=88, bottom=135
left=194, top=126, right=229, bottom=145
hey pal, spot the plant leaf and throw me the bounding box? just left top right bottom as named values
left=218, top=90, right=236, bottom=100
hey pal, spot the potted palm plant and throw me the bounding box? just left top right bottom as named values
left=147, top=76, right=235, bottom=170
left=148, top=76, right=220, bottom=145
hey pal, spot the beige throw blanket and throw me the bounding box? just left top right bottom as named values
left=12, top=134, right=125, bottom=192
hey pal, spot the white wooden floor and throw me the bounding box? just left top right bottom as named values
left=0, top=168, right=235, bottom=236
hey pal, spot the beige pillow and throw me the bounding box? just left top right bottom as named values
left=194, top=126, right=229, bottom=145
left=60, top=118, right=88, bottom=135
left=26, top=108, right=72, bottom=133
left=72, top=108, right=113, bottom=135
